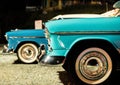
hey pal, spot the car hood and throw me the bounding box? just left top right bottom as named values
left=45, top=17, right=120, bottom=33
left=6, top=29, right=45, bottom=37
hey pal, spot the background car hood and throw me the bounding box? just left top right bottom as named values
left=6, top=29, right=45, bottom=37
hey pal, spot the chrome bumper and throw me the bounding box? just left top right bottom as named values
left=2, top=45, right=13, bottom=53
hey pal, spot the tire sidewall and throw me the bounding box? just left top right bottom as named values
left=75, top=47, right=112, bottom=85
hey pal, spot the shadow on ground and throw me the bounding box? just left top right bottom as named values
left=58, top=71, right=76, bottom=85
left=13, top=59, right=38, bottom=64
left=58, top=70, right=120, bottom=85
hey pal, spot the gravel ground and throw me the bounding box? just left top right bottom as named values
left=1, top=45, right=120, bottom=85
left=0, top=45, right=72, bottom=85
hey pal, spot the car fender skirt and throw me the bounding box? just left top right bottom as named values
left=40, top=55, right=65, bottom=65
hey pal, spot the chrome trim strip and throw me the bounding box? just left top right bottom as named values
left=54, top=31, right=120, bottom=35
left=57, top=36, right=65, bottom=48
left=9, top=36, right=45, bottom=39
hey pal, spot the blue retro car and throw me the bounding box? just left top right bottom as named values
left=4, top=29, right=48, bottom=63
left=40, top=1, right=120, bottom=85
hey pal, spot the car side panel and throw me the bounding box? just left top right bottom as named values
left=48, top=33, right=120, bottom=57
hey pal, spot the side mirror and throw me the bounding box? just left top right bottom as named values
left=113, top=1, right=120, bottom=9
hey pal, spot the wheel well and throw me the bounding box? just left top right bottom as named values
left=14, top=41, right=39, bottom=53
left=65, top=39, right=120, bottom=68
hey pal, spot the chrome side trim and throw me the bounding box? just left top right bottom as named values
left=57, top=36, right=65, bottom=48
left=9, top=36, right=45, bottom=39
left=54, top=31, right=120, bottom=35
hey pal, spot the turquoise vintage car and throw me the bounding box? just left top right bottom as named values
left=4, top=29, right=48, bottom=63
left=40, top=1, right=120, bottom=85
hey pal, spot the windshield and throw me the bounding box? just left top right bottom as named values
left=51, top=8, right=120, bottom=21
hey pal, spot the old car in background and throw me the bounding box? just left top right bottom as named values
left=40, top=1, right=120, bottom=85
left=4, top=29, right=48, bottom=63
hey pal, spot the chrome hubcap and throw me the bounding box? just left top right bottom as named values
left=80, top=52, right=107, bottom=80
left=21, top=46, right=35, bottom=60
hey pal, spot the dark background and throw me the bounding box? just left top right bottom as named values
left=0, top=0, right=42, bottom=43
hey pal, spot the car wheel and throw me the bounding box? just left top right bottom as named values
left=75, top=47, right=112, bottom=84
left=17, top=43, right=39, bottom=63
